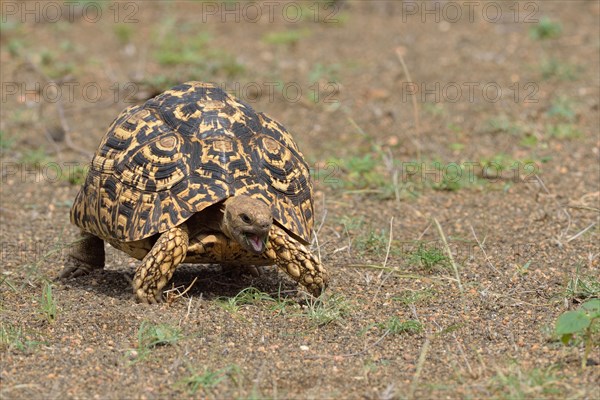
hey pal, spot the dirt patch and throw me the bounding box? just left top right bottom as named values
left=1, top=1, right=599, bottom=399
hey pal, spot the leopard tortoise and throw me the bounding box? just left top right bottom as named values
left=60, top=81, right=328, bottom=303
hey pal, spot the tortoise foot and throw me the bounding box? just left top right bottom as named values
left=58, top=256, right=102, bottom=279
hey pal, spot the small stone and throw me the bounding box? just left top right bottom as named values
left=300, top=345, right=309, bottom=351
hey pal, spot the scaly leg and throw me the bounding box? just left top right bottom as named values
left=133, top=225, right=189, bottom=303
left=59, top=231, right=105, bottom=279
left=264, top=226, right=329, bottom=297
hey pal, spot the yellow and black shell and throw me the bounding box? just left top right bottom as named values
left=71, top=82, right=314, bottom=244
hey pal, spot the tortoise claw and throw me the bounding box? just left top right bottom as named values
left=58, top=256, right=100, bottom=279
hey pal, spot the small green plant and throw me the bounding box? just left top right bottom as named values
left=132, top=321, right=182, bottom=361
left=61, top=165, right=88, bottom=185
left=42, top=58, right=76, bottom=79
left=340, top=215, right=364, bottom=232
left=408, top=243, right=448, bottom=271
left=333, top=154, right=388, bottom=192
left=422, top=102, right=445, bottom=117
left=540, top=58, right=577, bottom=80
left=39, top=282, right=57, bottom=323
left=490, top=363, right=561, bottom=398
left=392, top=289, right=435, bottom=305
left=59, top=39, right=75, bottom=52
left=7, top=39, right=24, bottom=57
left=154, top=32, right=212, bottom=65
left=209, top=51, right=246, bottom=77
left=0, top=130, right=15, bottom=151
left=485, top=115, right=524, bottom=136
left=340, top=216, right=397, bottom=257
left=554, top=299, right=599, bottom=368
left=308, top=62, right=340, bottom=83
left=529, top=17, right=562, bottom=40
left=20, top=148, right=50, bottom=165
left=565, top=267, right=600, bottom=300
left=0, top=19, right=22, bottom=35
left=303, top=294, right=349, bottom=327
left=40, top=49, right=55, bottom=66
left=358, top=229, right=389, bottom=256
left=378, top=316, right=423, bottom=335
left=449, top=142, right=465, bottom=151
left=478, top=154, right=542, bottom=181
left=140, top=74, right=181, bottom=93
left=519, top=134, right=539, bottom=148
left=114, top=23, right=134, bottom=44
left=262, top=29, right=309, bottom=46
left=177, top=365, right=240, bottom=395
left=546, top=97, right=576, bottom=122
left=543, top=97, right=581, bottom=140
left=153, top=31, right=245, bottom=79
left=0, top=323, right=41, bottom=352
left=545, top=123, right=582, bottom=139
left=515, top=260, right=532, bottom=276
left=217, top=287, right=275, bottom=313
left=429, top=163, right=465, bottom=192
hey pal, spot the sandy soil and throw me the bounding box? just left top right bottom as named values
left=1, top=1, right=599, bottom=399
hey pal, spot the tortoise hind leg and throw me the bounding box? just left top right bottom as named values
left=59, top=231, right=105, bottom=279
left=133, top=225, right=189, bottom=304
left=266, top=226, right=329, bottom=297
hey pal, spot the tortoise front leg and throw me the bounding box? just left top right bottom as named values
left=133, top=225, right=189, bottom=303
left=265, top=226, right=329, bottom=297
left=59, top=231, right=105, bottom=279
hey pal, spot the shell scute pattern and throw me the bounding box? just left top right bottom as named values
left=71, top=81, right=314, bottom=244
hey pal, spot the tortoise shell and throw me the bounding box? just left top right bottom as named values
left=70, top=82, right=314, bottom=244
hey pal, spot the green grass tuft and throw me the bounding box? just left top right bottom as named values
left=0, top=323, right=42, bottom=353
left=490, top=363, right=564, bottom=398
left=379, top=316, right=423, bottom=335
left=408, top=243, right=449, bottom=271
left=303, top=294, right=350, bottom=327
left=177, top=365, right=240, bottom=395
left=529, top=17, right=562, bottom=40
left=39, top=282, right=57, bottom=323
left=262, top=29, right=310, bottom=46
left=540, top=58, right=578, bottom=81
left=130, top=321, right=183, bottom=362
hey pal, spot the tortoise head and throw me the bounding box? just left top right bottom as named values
left=221, top=195, right=272, bottom=254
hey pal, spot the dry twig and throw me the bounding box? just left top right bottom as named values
left=433, top=218, right=463, bottom=293
left=372, top=217, right=395, bottom=302
left=408, top=335, right=431, bottom=400
left=395, top=47, right=422, bottom=160
left=469, top=224, right=501, bottom=274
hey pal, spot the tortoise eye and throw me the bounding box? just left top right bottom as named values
left=240, top=213, right=252, bottom=224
